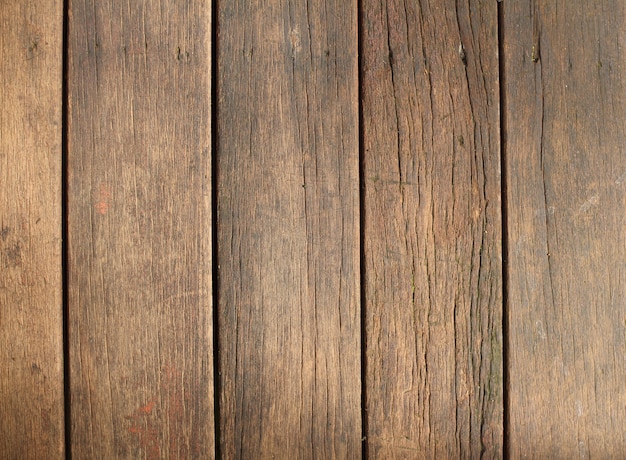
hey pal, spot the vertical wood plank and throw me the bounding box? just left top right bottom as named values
left=504, top=0, right=626, bottom=456
left=217, top=1, right=361, bottom=457
left=0, top=1, right=65, bottom=457
left=67, top=1, right=213, bottom=457
left=362, top=0, right=502, bottom=457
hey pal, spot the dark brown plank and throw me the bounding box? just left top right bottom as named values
left=0, top=1, right=65, bottom=457
left=67, top=1, right=213, bottom=457
left=217, top=1, right=361, bottom=457
left=504, top=1, right=626, bottom=456
left=362, top=0, right=502, bottom=457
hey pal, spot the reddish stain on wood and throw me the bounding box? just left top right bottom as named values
left=124, top=366, right=189, bottom=458
left=94, top=183, right=111, bottom=215
left=126, top=400, right=160, bottom=460
left=138, top=400, right=155, bottom=415
left=68, top=1, right=214, bottom=456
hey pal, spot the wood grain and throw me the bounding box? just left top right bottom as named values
left=67, top=1, right=213, bottom=457
left=362, top=0, right=502, bottom=457
left=504, top=0, right=626, bottom=457
left=0, top=1, right=65, bottom=457
left=217, top=1, right=361, bottom=457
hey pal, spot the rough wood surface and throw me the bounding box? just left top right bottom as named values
left=0, top=1, right=65, bottom=457
left=67, top=1, right=214, bottom=458
left=362, top=0, right=502, bottom=457
left=504, top=0, right=626, bottom=457
left=217, top=1, right=361, bottom=457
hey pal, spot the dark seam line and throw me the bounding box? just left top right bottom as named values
left=497, top=2, right=510, bottom=458
left=357, top=0, right=369, bottom=458
left=61, top=0, right=71, bottom=458
left=211, top=0, right=222, bottom=458
left=61, top=0, right=72, bottom=458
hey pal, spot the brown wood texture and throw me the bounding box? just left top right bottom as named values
left=67, top=1, right=214, bottom=458
left=504, top=0, right=626, bottom=457
left=0, top=1, right=65, bottom=457
left=217, top=1, right=361, bottom=457
left=362, top=0, right=503, bottom=457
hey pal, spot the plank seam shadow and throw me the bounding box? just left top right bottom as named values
left=497, top=2, right=510, bottom=458
left=211, top=0, right=222, bottom=457
left=61, top=0, right=71, bottom=457
left=357, top=0, right=369, bottom=458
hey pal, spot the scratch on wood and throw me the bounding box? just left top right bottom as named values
left=578, top=194, right=599, bottom=214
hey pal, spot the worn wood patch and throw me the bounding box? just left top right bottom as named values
left=217, top=0, right=361, bottom=457
left=67, top=1, right=214, bottom=457
left=362, top=0, right=503, bottom=457
left=504, top=0, right=626, bottom=456
left=0, top=1, right=65, bottom=457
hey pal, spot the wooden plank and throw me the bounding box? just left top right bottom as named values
left=67, top=1, right=213, bottom=458
left=362, top=0, right=502, bottom=457
left=0, top=1, right=65, bottom=457
left=504, top=0, right=626, bottom=456
left=217, top=1, right=361, bottom=457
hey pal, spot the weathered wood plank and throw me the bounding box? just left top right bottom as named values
left=217, top=1, right=361, bottom=457
left=504, top=1, right=626, bottom=456
left=67, top=1, right=213, bottom=457
left=362, top=0, right=502, bottom=457
left=0, top=1, right=65, bottom=457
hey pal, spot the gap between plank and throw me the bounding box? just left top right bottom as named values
left=61, top=0, right=71, bottom=457
left=357, top=0, right=369, bottom=458
left=211, top=0, right=222, bottom=458
left=497, top=2, right=510, bottom=458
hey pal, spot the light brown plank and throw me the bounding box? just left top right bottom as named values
left=504, top=0, right=626, bottom=456
left=217, top=1, right=361, bottom=457
left=0, top=1, right=65, bottom=457
left=362, top=0, right=502, bottom=457
left=67, top=1, right=213, bottom=457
